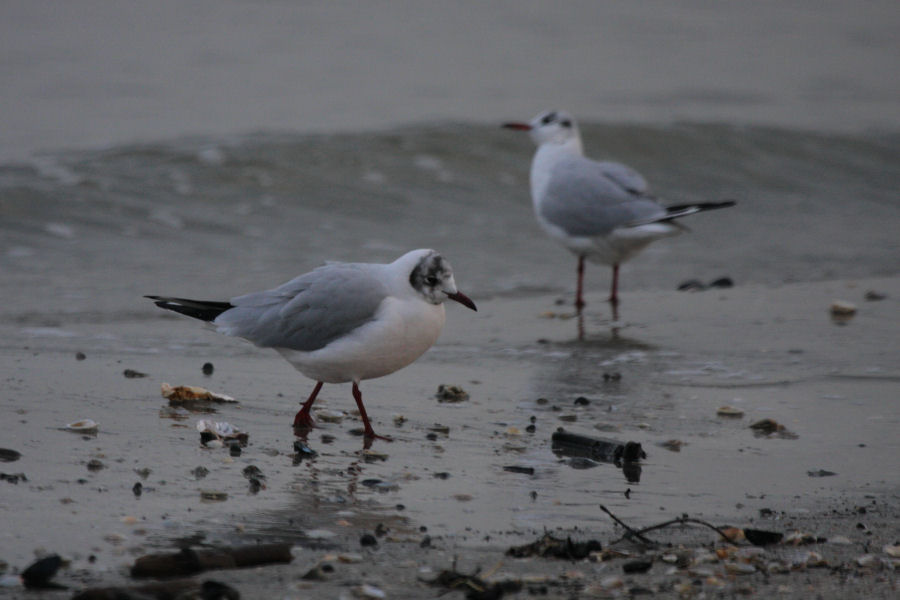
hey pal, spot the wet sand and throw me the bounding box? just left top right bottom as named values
left=2, top=276, right=898, bottom=597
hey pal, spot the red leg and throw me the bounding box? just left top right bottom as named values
left=292, top=381, right=323, bottom=429
left=352, top=382, right=392, bottom=441
left=575, top=255, right=586, bottom=312
left=608, top=263, right=620, bottom=307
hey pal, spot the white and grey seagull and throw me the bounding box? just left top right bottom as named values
left=503, top=109, right=734, bottom=313
left=147, top=249, right=476, bottom=441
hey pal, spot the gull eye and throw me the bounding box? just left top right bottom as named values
left=541, top=113, right=555, bottom=125
left=425, top=276, right=439, bottom=287
left=560, top=119, right=572, bottom=128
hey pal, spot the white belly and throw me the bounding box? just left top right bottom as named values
left=538, top=217, right=681, bottom=266
left=276, top=298, right=445, bottom=384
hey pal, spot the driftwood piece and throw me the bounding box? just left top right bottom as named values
left=551, top=430, right=646, bottom=463
left=72, top=579, right=239, bottom=600
left=130, top=543, right=293, bottom=578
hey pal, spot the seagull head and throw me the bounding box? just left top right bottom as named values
left=405, top=250, right=477, bottom=311
left=503, top=109, right=581, bottom=149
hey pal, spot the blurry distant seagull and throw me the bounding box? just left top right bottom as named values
left=147, top=249, right=476, bottom=441
left=503, top=109, right=734, bottom=312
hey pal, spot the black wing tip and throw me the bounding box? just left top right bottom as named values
left=145, top=296, right=233, bottom=322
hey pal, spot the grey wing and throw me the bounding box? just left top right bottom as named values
left=595, top=160, right=649, bottom=195
left=214, top=264, right=389, bottom=352
left=538, top=156, right=666, bottom=237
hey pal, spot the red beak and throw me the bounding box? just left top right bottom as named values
left=445, top=290, right=477, bottom=311
left=502, top=122, right=532, bottom=131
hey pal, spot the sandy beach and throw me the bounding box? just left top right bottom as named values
left=1, top=2, right=899, bottom=598
left=2, top=276, right=898, bottom=597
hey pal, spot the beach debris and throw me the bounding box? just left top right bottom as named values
left=64, top=419, right=99, bottom=434
left=783, top=531, right=822, bottom=545
left=830, top=300, right=857, bottom=323
left=123, top=368, right=148, bottom=378
left=435, top=384, right=469, bottom=403
left=743, top=528, right=784, bottom=546
left=200, top=490, right=228, bottom=502
left=864, top=290, right=887, bottom=301
left=677, top=279, right=706, bottom=292
left=202, top=361, right=215, bottom=376
left=716, top=405, right=744, bottom=418
left=75, top=351, right=86, bottom=361
left=426, top=564, right=523, bottom=599
left=678, top=277, right=733, bottom=291
left=162, top=383, right=236, bottom=411
left=602, top=372, right=622, bottom=382
left=574, top=396, right=590, bottom=406
left=0, top=448, right=21, bottom=463
left=659, top=439, right=685, bottom=452
left=360, top=533, right=378, bottom=547
left=132, top=482, right=143, bottom=497
left=191, top=466, right=209, bottom=479
left=622, top=559, right=653, bottom=574
left=130, top=543, right=292, bottom=578
left=197, top=419, right=248, bottom=447
left=315, top=409, right=345, bottom=423
left=293, top=440, right=317, bottom=461
left=507, top=533, right=602, bottom=560
left=354, top=583, right=386, bottom=599
left=21, top=554, right=64, bottom=590
left=749, top=418, right=797, bottom=439
left=884, top=544, right=900, bottom=558
left=1, top=472, right=27, bottom=484
left=551, top=429, right=646, bottom=464
left=807, top=469, right=837, bottom=477
left=86, top=459, right=105, bottom=472
left=503, top=465, right=535, bottom=476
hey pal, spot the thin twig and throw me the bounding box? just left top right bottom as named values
left=599, top=505, right=658, bottom=546
left=636, top=516, right=736, bottom=544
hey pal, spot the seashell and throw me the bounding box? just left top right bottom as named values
left=828, top=535, right=852, bottom=545
left=830, top=300, right=857, bottom=316
left=856, top=554, right=880, bottom=569
left=200, top=490, right=228, bottom=502
left=724, top=561, right=756, bottom=575
left=884, top=544, right=900, bottom=558
left=598, top=575, right=624, bottom=590
left=354, top=584, right=386, bottom=599
left=805, top=551, right=827, bottom=567
left=65, top=419, right=99, bottom=434
left=315, top=409, right=344, bottom=423
left=717, top=405, right=744, bottom=418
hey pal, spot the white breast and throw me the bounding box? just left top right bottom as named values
left=277, top=297, right=446, bottom=384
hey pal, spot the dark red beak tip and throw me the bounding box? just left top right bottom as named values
left=502, top=122, right=532, bottom=131
left=446, top=291, right=477, bottom=311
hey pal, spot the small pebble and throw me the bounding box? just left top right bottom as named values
left=202, top=362, right=214, bottom=375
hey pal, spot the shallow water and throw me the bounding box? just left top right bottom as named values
left=3, top=123, right=898, bottom=312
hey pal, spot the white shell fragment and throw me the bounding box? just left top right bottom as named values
left=65, top=419, right=99, bottom=434
left=196, top=419, right=240, bottom=437
left=716, top=405, right=745, bottom=417
left=315, top=409, right=345, bottom=423
left=830, top=300, right=857, bottom=317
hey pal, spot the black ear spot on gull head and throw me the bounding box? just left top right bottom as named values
left=409, top=251, right=452, bottom=303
